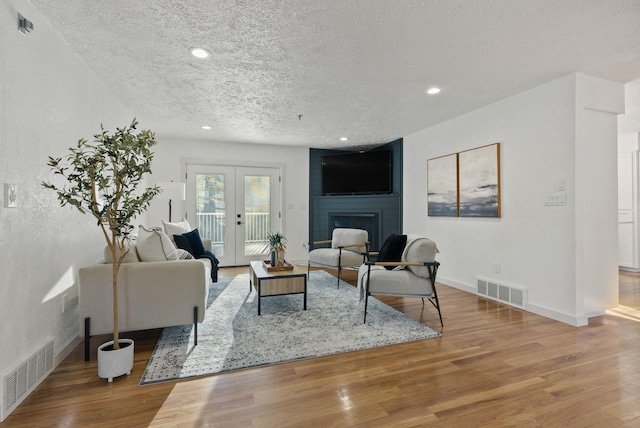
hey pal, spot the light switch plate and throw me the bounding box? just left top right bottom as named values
left=4, top=183, right=17, bottom=208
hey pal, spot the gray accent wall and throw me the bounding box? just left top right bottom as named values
left=309, top=139, right=403, bottom=250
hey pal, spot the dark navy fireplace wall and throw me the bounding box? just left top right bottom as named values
left=309, top=139, right=403, bottom=251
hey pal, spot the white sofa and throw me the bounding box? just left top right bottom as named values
left=78, top=234, right=212, bottom=361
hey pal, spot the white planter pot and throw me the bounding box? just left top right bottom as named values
left=97, top=339, right=134, bottom=382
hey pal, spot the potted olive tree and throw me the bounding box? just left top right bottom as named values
left=42, top=119, right=160, bottom=381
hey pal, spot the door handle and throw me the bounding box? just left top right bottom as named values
left=237, top=221, right=244, bottom=225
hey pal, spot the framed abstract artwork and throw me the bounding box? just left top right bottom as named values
left=458, top=143, right=501, bottom=217
left=427, top=153, right=458, bottom=216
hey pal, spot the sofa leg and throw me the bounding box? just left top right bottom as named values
left=84, top=317, right=91, bottom=362
left=193, top=306, right=198, bottom=346
left=363, top=294, right=370, bottom=323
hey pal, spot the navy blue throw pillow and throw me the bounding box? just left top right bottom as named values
left=377, top=234, right=407, bottom=270
left=184, top=229, right=206, bottom=257
left=173, top=234, right=194, bottom=255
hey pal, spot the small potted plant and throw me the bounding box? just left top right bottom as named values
left=42, top=119, right=160, bottom=382
left=267, top=231, right=287, bottom=266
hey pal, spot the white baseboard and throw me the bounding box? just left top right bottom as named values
left=55, top=336, right=82, bottom=367
left=524, top=303, right=603, bottom=327
left=437, top=276, right=604, bottom=327
left=437, top=276, right=476, bottom=294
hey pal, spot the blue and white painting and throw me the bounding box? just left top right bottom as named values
left=427, top=154, right=458, bottom=216
left=458, top=143, right=500, bottom=217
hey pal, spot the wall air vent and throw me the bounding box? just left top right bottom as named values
left=1, top=339, right=54, bottom=422
left=476, top=277, right=527, bottom=309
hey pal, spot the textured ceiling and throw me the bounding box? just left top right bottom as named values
left=30, top=0, right=640, bottom=149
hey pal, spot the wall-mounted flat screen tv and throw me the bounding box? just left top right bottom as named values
left=322, top=150, right=392, bottom=195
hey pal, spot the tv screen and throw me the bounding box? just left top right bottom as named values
left=322, top=150, right=392, bottom=195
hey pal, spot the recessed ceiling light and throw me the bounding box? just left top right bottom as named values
left=426, top=87, right=441, bottom=95
left=189, top=47, right=211, bottom=59
left=340, top=137, right=349, bottom=141
left=202, top=125, right=211, bottom=130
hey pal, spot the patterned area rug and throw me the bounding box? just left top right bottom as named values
left=140, top=270, right=440, bottom=385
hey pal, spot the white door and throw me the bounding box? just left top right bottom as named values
left=186, top=164, right=281, bottom=266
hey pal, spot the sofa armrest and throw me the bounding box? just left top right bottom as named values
left=201, top=238, right=212, bottom=253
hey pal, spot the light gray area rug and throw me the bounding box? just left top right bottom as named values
left=140, top=270, right=440, bottom=385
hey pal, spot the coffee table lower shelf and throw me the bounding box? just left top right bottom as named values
left=249, top=260, right=307, bottom=315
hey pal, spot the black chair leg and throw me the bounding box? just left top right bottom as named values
left=363, top=293, right=369, bottom=323
left=193, top=306, right=198, bottom=346
left=434, top=297, right=443, bottom=327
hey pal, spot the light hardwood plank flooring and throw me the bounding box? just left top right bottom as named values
left=4, top=268, right=640, bottom=427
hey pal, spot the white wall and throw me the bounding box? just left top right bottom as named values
left=404, top=73, right=622, bottom=326
left=0, top=0, right=130, bottom=380
left=574, top=73, right=623, bottom=317
left=142, top=138, right=310, bottom=263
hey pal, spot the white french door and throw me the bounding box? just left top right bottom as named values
left=186, top=164, right=281, bottom=266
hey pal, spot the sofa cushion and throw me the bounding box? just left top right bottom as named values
left=137, top=226, right=179, bottom=262
left=174, top=229, right=206, bottom=257
left=308, top=247, right=364, bottom=268
left=401, top=235, right=438, bottom=279
left=103, top=240, right=139, bottom=263
left=162, top=219, right=191, bottom=245
left=376, top=234, right=407, bottom=269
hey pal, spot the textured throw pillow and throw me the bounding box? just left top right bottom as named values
left=376, top=234, right=407, bottom=270
left=174, top=229, right=206, bottom=257
left=136, top=225, right=179, bottom=262
left=176, top=248, right=194, bottom=260
left=162, top=219, right=191, bottom=245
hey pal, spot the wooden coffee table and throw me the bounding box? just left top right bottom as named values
left=249, top=261, right=307, bottom=315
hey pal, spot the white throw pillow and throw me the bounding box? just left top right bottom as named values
left=136, top=226, right=179, bottom=262
left=162, top=219, right=191, bottom=246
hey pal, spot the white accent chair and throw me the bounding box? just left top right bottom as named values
left=358, top=235, right=442, bottom=326
left=308, top=228, right=369, bottom=288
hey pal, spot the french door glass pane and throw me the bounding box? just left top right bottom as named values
left=244, top=175, right=270, bottom=256
left=196, top=173, right=225, bottom=257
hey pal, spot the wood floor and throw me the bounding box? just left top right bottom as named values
left=4, top=269, right=640, bottom=427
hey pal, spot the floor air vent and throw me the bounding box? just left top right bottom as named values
left=1, top=339, right=54, bottom=422
left=477, top=277, right=526, bottom=309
